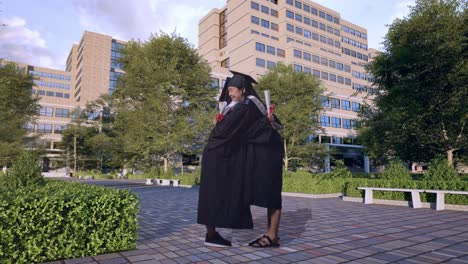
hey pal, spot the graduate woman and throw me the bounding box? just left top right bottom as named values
left=197, top=73, right=258, bottom=247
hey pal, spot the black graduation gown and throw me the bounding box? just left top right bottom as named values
left=197, top=100, right=257, bottom=229
left=245, top=103, right=284, bottom=210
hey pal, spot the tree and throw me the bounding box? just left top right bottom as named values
left=255, top=63, right=325, bottom=171
left=0, top=61, right=39, bottom=166
left=112, top=32, right=216, bottom=172
left=360, top=0, right=467, bottom=166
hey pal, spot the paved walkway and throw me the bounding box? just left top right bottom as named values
left=44, top=181, right=468, bottom=264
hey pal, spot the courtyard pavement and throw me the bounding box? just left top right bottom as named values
left=43, top=180, right=468, bottom=264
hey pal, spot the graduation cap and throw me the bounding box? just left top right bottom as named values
left=219, top=70, right=261, bottom=104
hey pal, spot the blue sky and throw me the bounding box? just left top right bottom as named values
left=0, top=0, right=414, bottom=70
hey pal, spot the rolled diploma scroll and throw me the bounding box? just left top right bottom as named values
left=264, top=90, right=271, bottom=114
left=219, top=101, right=227, bottom=114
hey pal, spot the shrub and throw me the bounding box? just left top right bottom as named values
left=314, top=160, right=352, bottom=180
left=381, top=160, right=411, bottom=180
left=424, top=156, right=459, bottom=181
left=2, top=151, right=44, bottom=188
left=0, top=180, right=139, bottom=263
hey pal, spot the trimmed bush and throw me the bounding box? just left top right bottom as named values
left=424, top=156, right=459, bottom=181
left=0, top=180, right=139, bottom=264
left=283, top=172, right=345, bottom=194
left=2, top=151, right=44, bottom=188
left=381, top=160, right=411, bottom=180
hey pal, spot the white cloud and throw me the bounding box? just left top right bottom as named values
left=0, top=16, right=64, bottom=69
left=71, top=0, right=221, bottom=46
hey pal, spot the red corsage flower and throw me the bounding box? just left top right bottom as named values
left=269, top=104, right=276, bottom=114
left=215, top=113, right=225, bottom=122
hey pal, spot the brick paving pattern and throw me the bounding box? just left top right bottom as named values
left=43, top=180, right=468, bottom=264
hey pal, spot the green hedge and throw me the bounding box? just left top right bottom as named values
left=281, top=171, right=468, bottom=205
left=0, top=180, right=139, bottom=264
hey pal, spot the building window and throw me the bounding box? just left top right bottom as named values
left=320, top=35, right=326, bottom=43
left=321, top=58, right=328, bottom=66
left=329, top=60, right=336, bottom=68
left=295, top=26, right=303, bottom=35
left=344, top=65, right=351, bottom=73
left=294, top=49, right=302, bottom=59
left=345, top=78, right=351, bottom=86
left=286, top=0, right=293, bottom=5
left=337, top=76, right=344, bottom=84
left=342, top=119, right=352, bottom=129
left=295, top=0, right=302, bottom=9
left=54, top=125, right=66, bottom=134
left=271, top=9, right=278, bottom=17
left=319, top=11, right=325, bottom=18
left=286, top=23, right=294, bottom=32
left=286, top=10, right=294, bottom=19
left=312, top=33, right=319, bottom=40
left=277, top=48, right=285, bottom=58
left=331, top=98, right=340, bottom=109
left=304, top=17, right=310, bottom=25
left=303, top=52, right=311, bottom=61
left=337, top=63, right=344, bottom=71
left=64, top=93, right=70, bottom=99
left=329, top=74, right=336, bottom=82
left=261, top=5, right=269, bottom=14
left=332, top=117, right=341, bottom=128
left=321, top=71, right=328, bottom=80
left=251, top=15, right=260, bottom=25
left=304, top=30, right=311, bottom=38
left=319, top=23, right=326, bottom=31
left=267, top=46, right=275, bottom=55
left=303, top=4, right=310, bottom=12
left=326, top=14, right=333, bottom=22
left=209, top=78, right=219, bottom=89
left=294, top=64, right=302, bottom=72
left=256, top=58, right=266, bottom=67
left=320, top=116, right=330, bottom=127
left=287, top=37, right=294, bottom=43
left=271, top=22, right=279, bottom=31
left=251, top=2, right=259, bottom=10
left=313, top=69, right=320, bottom=78
left=295, top=13, right=302, bottom=22
left=352, top=102, right=361, bottom=112
left=261, top=19, right=270, bottom=29
left=311, top=7, right=318, bottom=15
left=321, top=96, right=330, bottom=107
left=342, top=100, right=351, bottom=111
left=39, top=107, right=53, bottom=117
left=256, top=42, right=266, bottom=52
left=46, top=91, right=54, bottom=97
left=221, top=58, right=230, bottom=68
left=327, top=38, right=334, bottom=46
left=37, top=90, right=45, bottom=96
left=37, top=124, right=53, bottom=133
left=304, top=67, right=311, bottom=74
left=267, top=61, right=276, bottom=69
left=312, top=55, right=320, bottom=64
left=26, top=122, right=35, bottom=132
left=55, top=92, right=64, bottom=98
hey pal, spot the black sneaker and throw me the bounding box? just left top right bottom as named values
left=204, top=232, right=232, bottom=247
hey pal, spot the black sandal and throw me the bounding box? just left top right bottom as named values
left=249, top=235, right=280, bottom=248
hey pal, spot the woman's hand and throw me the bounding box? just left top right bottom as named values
left=268, top=104, right=275, bottom=123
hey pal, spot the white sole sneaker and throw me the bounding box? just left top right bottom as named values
left=204, top=241, right=231, bottom=247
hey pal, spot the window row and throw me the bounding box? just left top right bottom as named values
left=342, top=25, right=367, bottom=40
left=256, top=58, right=278, bottom=69
left=38, top=107, right=71, bottom=118
left=320, top=116, right=357, bottom=129
left=286, top=10, right=340, bottom=38
left=287, top=24, right=340, bottom=49
left=109, top=71, right=124, bottom=95
left=352, top=83, right=378, bottom=95
left=343, top=37, right=367, bottom=51
left=292, top=65, right=352, bottom=86
left=321, top=96, right=361, bottom=112
left=292, top=49, right=351, bottom=73
left=251, top=1, right=278, bottom=18
left=28, top=123, right=67, bottom=134
left=255, top=42, right=285, bottom=57
left=308, top=135, right=358, bottom=145
left=286, top=0, right=340, bottom=24
left=251, top=30, right=279, bottom=41
left=32, top=89, right=71, bottom=99
left=251, top=16, right=279, bottom=32
left=286, top=36, right=342, bottom=57
left=342, top=48, right=369, bottom=62
left=29, top=71, right=71, bottom=81
left=33, top=80, right=71, bottom=90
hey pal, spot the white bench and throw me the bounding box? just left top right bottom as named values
left=146, top=179, right=153, bottom=185
left=425, top=190, right=468, bottom=211
left=358, top=187, right=424, bottom=208
left=154, top=179, right=181, bottom=187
